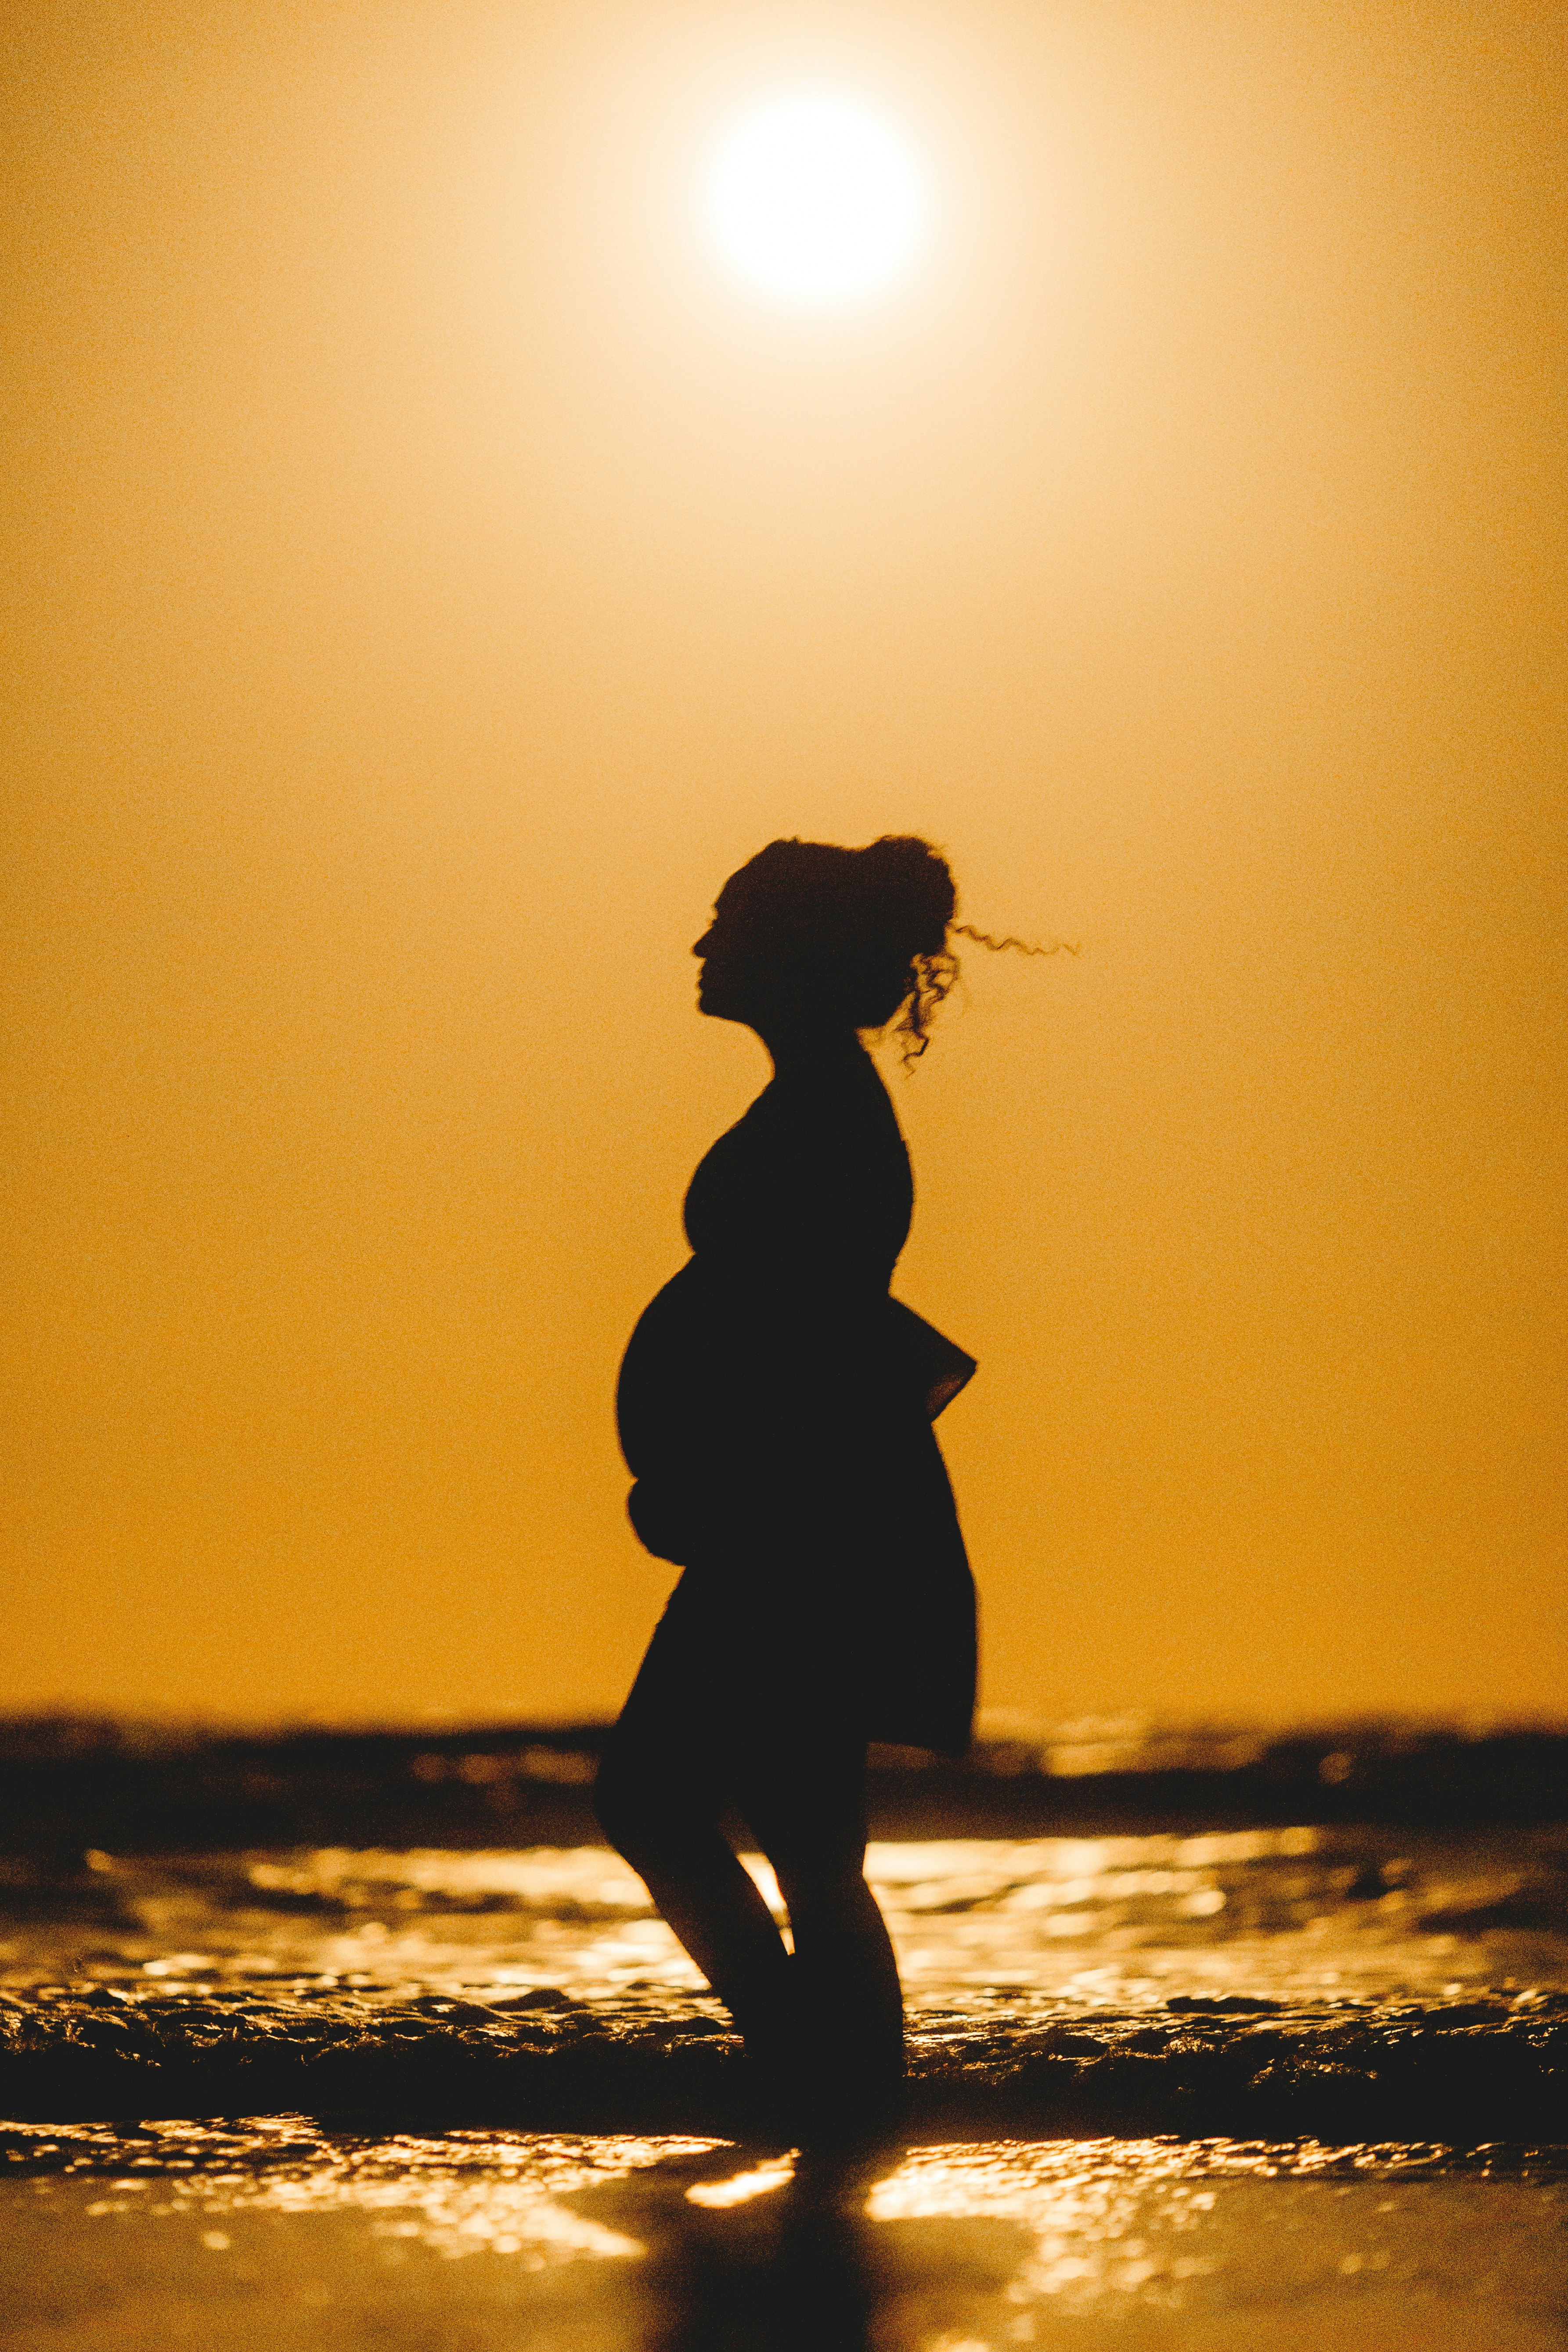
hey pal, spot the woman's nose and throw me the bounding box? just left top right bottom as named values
left=692, top=927, right=714, bottom=958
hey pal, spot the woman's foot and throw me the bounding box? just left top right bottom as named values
left=742, top=2027, right=906, bottom=2151
left=793, top=2062, right=908, bottom=2154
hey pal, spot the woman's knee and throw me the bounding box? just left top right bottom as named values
left=593, top=1747, right=651, bottom=1859
left=771, top=1852, right=874, bottom=1929
left=595, top=1741, right=714, bottom=1870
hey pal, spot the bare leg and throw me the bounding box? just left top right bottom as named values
left=780, top=1864, right=904, bottom=2078
left=594, top=1587, right=797, bottom=2053
left=747, top=1755, right=907, bottom=2126
left=594, top=1771, right=793, bottom=2048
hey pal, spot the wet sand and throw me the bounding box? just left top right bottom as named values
left=4, top=2126, right=1565, bottom=2352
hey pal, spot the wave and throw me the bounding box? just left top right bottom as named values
left=2, top=1983, right=1563, bottom=2142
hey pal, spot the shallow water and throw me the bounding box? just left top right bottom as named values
left=3, top=1828, right=1566, bottom=2138
left=7, top=1823, right=1567, bottom=2005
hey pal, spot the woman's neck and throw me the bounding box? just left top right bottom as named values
left=753, top=1019, right=867, bottom=1077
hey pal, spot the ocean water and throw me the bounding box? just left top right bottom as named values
left=2, top=1821, right=1565, bottom=2139
left=3, top=1729, right=1565, bottom=2346
left=6, top=1820, right=1568, bottom=2009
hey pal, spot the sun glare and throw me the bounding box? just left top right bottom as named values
left=703, top=92, right=929, bottom=307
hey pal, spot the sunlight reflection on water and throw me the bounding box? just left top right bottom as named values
left=12, top=1824, right=1558, bottom=2013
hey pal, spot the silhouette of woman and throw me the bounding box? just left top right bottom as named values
left=595, top=836, right=984, bottom=2141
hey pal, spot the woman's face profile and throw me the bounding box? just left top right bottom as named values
left=692, top=883, right=757, bottom=1024
left=691, top=854, right=865, bottom=1036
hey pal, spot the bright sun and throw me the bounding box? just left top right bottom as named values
left=704, top=93, right=929, bottom=307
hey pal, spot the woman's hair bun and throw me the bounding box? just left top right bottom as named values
left=854, top=835, right=957, bottom=958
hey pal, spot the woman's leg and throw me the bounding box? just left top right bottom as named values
left=594, top=1583, right=794, bottom=2052
left=737, top=1719, right=906, bottom=2125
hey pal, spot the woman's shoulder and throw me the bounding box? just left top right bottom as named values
left=774, top=1045, right=900, bottom=1122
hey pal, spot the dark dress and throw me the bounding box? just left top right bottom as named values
left=616, top=1042, right=977, bottom=1756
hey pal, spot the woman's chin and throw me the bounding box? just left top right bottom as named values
left=697, top=985, right=740, bottom=1022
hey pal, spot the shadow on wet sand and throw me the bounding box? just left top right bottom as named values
left=556, top=2140, right=1032, bottom=2352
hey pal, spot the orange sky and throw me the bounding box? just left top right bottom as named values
left=5, top=0, right=1563, bottom=1727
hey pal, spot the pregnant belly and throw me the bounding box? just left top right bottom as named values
left=617, top=1262, right=918, bottom=1477
left=617, top=1264, right=962, bottom=1581
left=616, top=1261, right=717, bottom=1480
